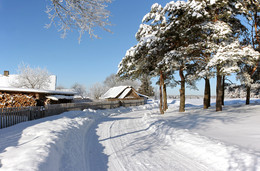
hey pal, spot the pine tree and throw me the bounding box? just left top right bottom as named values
left=118, top=0, right=260, bottom=113
left=138, top=75, right=154, bottom=97
left=194, top=0, right=259, bottom=111
left=237, top=0, right=260, bottom=104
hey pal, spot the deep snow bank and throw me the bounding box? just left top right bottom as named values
left=0, top=111, right=93, bottom=171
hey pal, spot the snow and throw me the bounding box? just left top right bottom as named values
left=117, top=87, right=132, bottom=99
left=46, top=95, right=74, bottom=101
left=0, top=98, right=260, bottom=170
left=209, top=0, right=216, bottom=5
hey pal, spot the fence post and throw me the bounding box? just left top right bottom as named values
left=0, top=108, right=2, bottom=129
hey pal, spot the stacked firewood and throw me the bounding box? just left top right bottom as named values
left=0, top=92, right=37, bottom=108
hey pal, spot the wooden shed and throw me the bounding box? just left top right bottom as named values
left=100, top=86, right=144, bottom=101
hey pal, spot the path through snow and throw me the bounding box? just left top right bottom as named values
left=85, top=100, right=260, bottom=170
left=0, top=99, right=260, bottom=170
left=87, top=107, right=209, bottom=170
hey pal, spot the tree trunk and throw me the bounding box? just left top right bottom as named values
left=222, top=75, right=225, bottom=106
left=203, top=78, right=210, bottom=109
left=179, top=66, right=185, bottom=112
left=163, top=83, right=168, bottom=111
left=246, top=85, right=251, bottom=105
left=216, top=66, right=222, bottom=111
left=208, top=79, right=211, bottom=107
left=159, top=72, right=164, bottom=114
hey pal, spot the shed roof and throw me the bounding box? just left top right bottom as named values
left=118, top=87, right=132, bottom=99
left=101, top=86, right=138, bottom=99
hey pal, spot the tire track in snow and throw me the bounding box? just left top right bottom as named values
left=95, top=109, right=209, bottom=171
left=107, top=120, right=127, bottom=171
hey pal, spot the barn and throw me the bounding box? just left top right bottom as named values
left=100, top=86, right=147, bottom=102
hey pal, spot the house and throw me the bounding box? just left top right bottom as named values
left=0, top=87, right=76, bottom=108
left=0, top=70, right=57, bottom=90
left=100, top=86, right=146, bottom=102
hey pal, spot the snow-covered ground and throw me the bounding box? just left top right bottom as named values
left=0, top=98, right=260, bottom=171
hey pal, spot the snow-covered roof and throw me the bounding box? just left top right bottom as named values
left=101, top=86, right=138, bottom=99
left=118, top=87, right=132, bottom=99
left=46, top=95, right=74, bottom=101
left=0, top=74, right=57, bottom=90
left=0, top=86, right=76, bottom=95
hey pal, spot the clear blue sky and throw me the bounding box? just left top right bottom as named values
left=0, top=0, right=238, bottom=95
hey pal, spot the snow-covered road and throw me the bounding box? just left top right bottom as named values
left=0, top=99, right=260, bottom=171
left=86, top=107, right=209, bottom=171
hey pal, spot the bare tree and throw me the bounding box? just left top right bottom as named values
left=89, top=82, right=107, bottom=100
left=45, top=0, right=112, bottom=42
left=71, top=83, right=87, bottom=98
left=12, top=63, right=51, bottom=89
left=104, top=74, right=140, bottom=90
left=104, top=74, right=119, bottom=88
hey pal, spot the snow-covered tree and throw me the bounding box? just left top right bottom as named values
left=12, top=63, right=51, bottom=89
left=198, top=0, right=259, bottom=110
left=118, top=1, right=200, bottom=113
left=89, top=82, right=107, bottom=100
left=45, top=0, right=112, bottom=42
left=118, top=6, right=166, bottom=113
left=118, top=0, right=259, bottom=113
left=236, top=0, right=260, bottom=104
left=71, top=83, right=87, bottom=98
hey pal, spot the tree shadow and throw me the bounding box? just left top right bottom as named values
left=84, top=118, right=108, bottom=171
left=168, top=105, right=257, bottom=131
left=84, top=116, right=140, bottom=171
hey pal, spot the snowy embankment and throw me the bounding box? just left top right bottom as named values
left=142, top=99, right=260, bottom=170
left=0, top=98, right=260, bottom=170
left=0, top=110, right=94, bottom=171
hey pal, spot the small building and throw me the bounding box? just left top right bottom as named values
left=0, top=87, right=76, bottom=108
left=100, top=86, right=146, bottom=101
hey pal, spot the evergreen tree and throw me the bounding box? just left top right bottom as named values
left=118, top=0, right=260, bottom=113
left=138, top=75, right=154, bottom=97
left=192, top=0, right=258, bottom=111
left=237, top=0, right=260, bottom=104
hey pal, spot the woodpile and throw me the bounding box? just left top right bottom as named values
left=0, top=92, right=37, bottom=108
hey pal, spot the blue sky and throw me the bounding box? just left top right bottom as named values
left=0, top=0, right=238, bottom=95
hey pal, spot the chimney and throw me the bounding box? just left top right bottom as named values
left=4, top=71, right=9, bottom=76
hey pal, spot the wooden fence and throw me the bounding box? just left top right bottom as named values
left=0, top=99, right=144, bottom=129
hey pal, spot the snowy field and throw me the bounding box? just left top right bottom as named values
left=0, top=98, right=260, bottom=171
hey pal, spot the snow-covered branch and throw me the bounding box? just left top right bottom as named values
left=46, top=0, right=111, bottom=42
